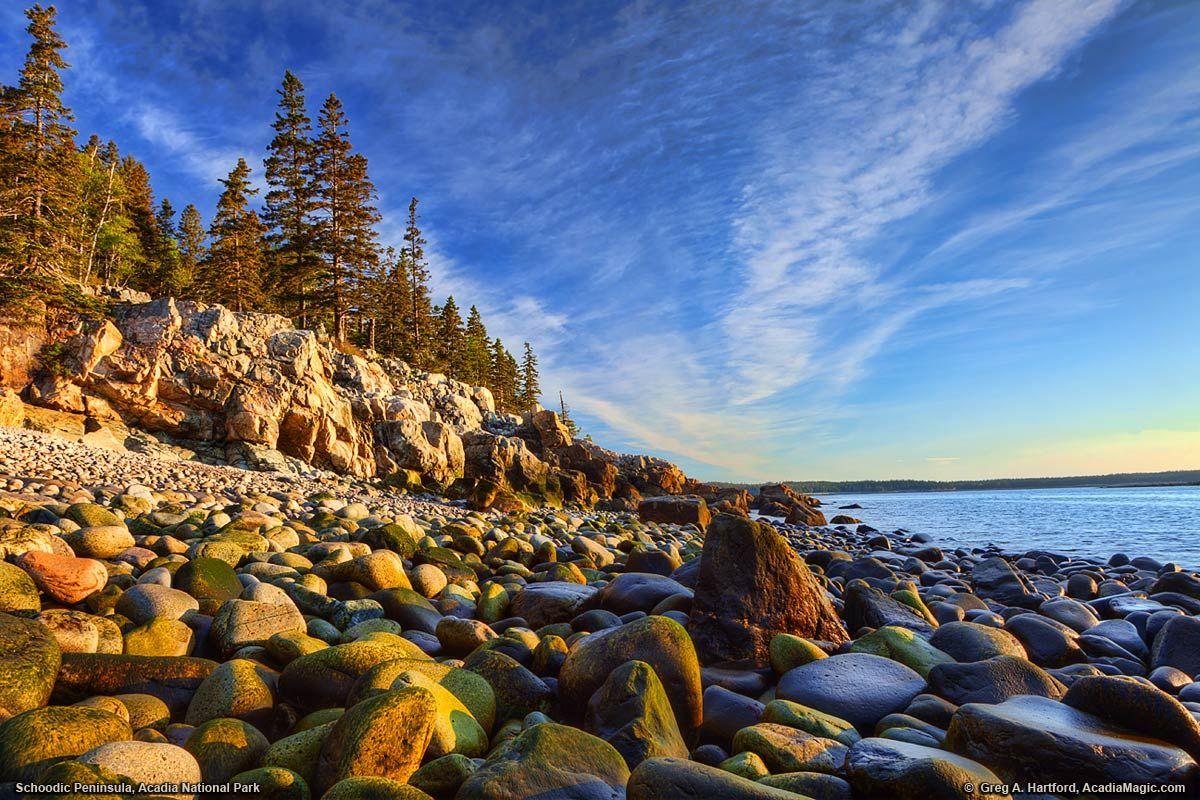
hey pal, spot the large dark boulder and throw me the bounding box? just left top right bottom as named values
left=846, top=737, right=1006, bottom=800
left=947, top=694, right=1197, bottom=786
left=927, top=656, right=1066, bottom=706
left=843, top=580, right=935, bottom=636
left=1063, top=675, right=1200, bottom=761
left=970, top=557, right=1043, bottom=609
left=52, top=653, right=218, bottom=714
left=637, top=496, right=710, bottom=530
left=688, top=514, right=847, bottom=665
left=1153, top=616, right=1200, bottom=677
left=777, top=653, right=926, bottom=733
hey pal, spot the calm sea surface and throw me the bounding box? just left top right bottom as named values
left=812, top=485, right=1200, bottom=570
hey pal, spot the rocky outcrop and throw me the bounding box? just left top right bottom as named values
left=756, top=483, right=827, bottom=526
left=10, top=298, right=699, bottom=511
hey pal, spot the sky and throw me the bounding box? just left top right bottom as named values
left=3, top=0, right=1198, bottom=482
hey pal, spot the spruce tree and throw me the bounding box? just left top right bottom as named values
left=489, top=338, right=520, bottom=413
left=0, top=4, right=80, bottom=278
left=120, top=156, right=156, bottom=287
left=462, top=305, right=491, bottom=386
left=518, top=341, right=541, bottom=412
left=402, top=196, right=434, bottom=367
left=199, top=158, right=264, bottom=311
left=434, top=295, right=465, bottom=376
left=368, top=245, right=411, bottom=356
left=152, top=198, right=186, bottom=296
left=263, top=70, right=317, bottom=324
left=312, top=94, right=379, bottom=341
left=176, top=203, right=205, bottom=294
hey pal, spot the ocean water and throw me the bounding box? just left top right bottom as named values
left=811, top=485, right=1200, bottom=570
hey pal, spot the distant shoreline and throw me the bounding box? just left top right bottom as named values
left=714, top=469, right=1200, bottom=496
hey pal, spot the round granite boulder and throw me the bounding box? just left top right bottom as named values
left=777, top=653, right=926, bottom=733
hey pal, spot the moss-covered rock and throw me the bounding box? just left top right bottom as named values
left=849, top=625, right=954, bottom=678
left=584, top=659, right=689, bottom=770
left=229, top=766, right=311, bottom=800
left=768, top=633, right=828, bottom=674
left=172, top=557, right=243, bottom=614
left=462, top=649, right=552, bottom=725
left=185, top=658, right=275, bottom=727
left=559, top=615, right=702, bottom=741
left=388, top=669, right=487, bottom=758
left=457, top=723, right=630, bottom=800
left=322, top=776, right=434, bottom=800
left=279, top=639, right=432, bottom=711
left=262, top=723, right=333, bottom=785
left=0, top=561, right=40, bottom=613
left=761, top=699, right=861, bottom=746
left=410, top=753, right=477, bottom=798
left=122, top=617, right=195, bottom=657
left=183, top=717, right=269, bottom=782
left=0, top=611, right=60, bottom=716
left=315, top=686, right=438, bottom=792
left=732, top=722, right=849, bottom=774
left=348, top=657, right=496, bottom=733
left=0, top=705, right=132, bottom=782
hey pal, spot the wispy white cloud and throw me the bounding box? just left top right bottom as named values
left=127, top=105, right=247, bottom=186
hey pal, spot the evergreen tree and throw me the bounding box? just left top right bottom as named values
left=518, top=341, right=541, bottom=412
left=312, top=94, right=379, bottom=341
left=176, top=203, right=205, bottom=294
left=198, top=158, right=264, bottom=311
left=462, top=305, right=491, bottom=386
left=0, top=4, right=81, bottom=278
left=263, top=70, right=317, bottom=324
left=120, top=155, right=156, bottom=287
left=434, top=295, right=465, bottom=376
left=402, top=196, right=434, bottom=367
left=75, top=137, right=124, bottom=284
left=368, top=245, right=411, bottom=355
left=489, top=338, right=520, bottom=413
left=152, top=198, right=186, bottom=296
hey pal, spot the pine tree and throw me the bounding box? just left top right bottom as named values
left=312, top=94, right=379, bottom=341
left=368, top=245, right=411, bottom=356
left=153, top=198, right=186, bottom=296
left=263, top=70, right=317, bottom=324
left=489, top=338, right=520, bottom=413
left=199, top=158, right=264, bottom=311
left=120, top=155, right=156, bottom=288
left=176, top=203, right=205, bottom=294
left=402, top=196, right=434, bottom=367
left=518, top=341, right=541, bottom=412
left=462, top=305, right=491, bottom=386
left=434, top=295, right=465, bottom=376
left=0, top=4, right=81, bottom=278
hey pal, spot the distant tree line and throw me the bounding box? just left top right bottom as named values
left=715, top=470, right=1200, bottom=495
left=0, top=5, right=569, bottom=419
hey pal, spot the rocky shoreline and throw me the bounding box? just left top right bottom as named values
left=2, top=425, right=1200, bottom=799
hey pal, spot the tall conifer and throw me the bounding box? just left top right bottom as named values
left=199, top=158, right=264, bottom=311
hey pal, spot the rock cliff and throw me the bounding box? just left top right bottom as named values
left=10, top=297, right=702, bottom=510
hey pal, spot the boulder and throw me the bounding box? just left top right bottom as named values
left=1153, top=616, right=1200, bottom=677
left=846, top=737, right=1007, bottom=800
left=80, top=741, right=201, bottom=800
left=457, top=723, right=629, bottom=800
left=927, top=656, right=1066, bottom=706
left=16, top=550, right=107, bottom=604
left=0, top=705, right=132, bottom=782
left=627, top=756, right=803, bottom=800
left=688, top=514, right=847, bottom=665
left=947, top=694, right=1197, bottom=785
left=776, top=653, right=926, bottom=733
left=585, top=659, right=689, bottom=769
left=510, top=581, right=599, bottom=629
left=637, top=496, right=710, bottom=530
left=315, top=686, right=438, bottom=792
left=928, top=621, right=1025, bottom=663
left=1063, top=675, right=1200, bottom=761
left=970, top=557, right=1043, bottom=609
left=843, top=580, right=936, bottom=636
left=52, top=653, right=218, bottom=714
left=559, top=615, right=703, bottom=741
left=0, top=612, right=60, bottom=717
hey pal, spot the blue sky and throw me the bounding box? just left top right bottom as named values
left=5, top=0, right=1198, bottom=482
